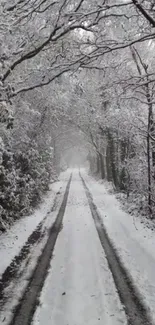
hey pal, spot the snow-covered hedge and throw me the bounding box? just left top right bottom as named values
left=0, top=100, right=58, bottom=233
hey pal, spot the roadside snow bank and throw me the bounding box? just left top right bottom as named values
left=81, top=170, right=155, bottom=322
left=0, top=171, right=70, bottom=278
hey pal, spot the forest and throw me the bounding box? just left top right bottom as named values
left=1, top=0, right=155, bottom=231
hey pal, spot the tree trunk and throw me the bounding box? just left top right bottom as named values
left=107, top=130, right=118, bottom=188
left=147, top=88, right=153, bottom=217
left=99, top=152, right=105, bottom=179
left=96, top=153, right=100, bottom=175
left=106, top=143, right=112, bottom=182
left=119, top=139, right=128, bottom=191
left=147, top=131, right=152, bottom=216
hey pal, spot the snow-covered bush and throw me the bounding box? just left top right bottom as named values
left=0, top=98, right=59, bottom=232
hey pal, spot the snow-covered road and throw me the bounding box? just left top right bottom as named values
left=81, top=170, right=155, bottom=323
left=1, top=169, right=154, bottom=325
left=32, top=171, right=127, bottom=325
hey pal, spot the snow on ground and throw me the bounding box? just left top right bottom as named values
left=81, top=169, right=155, bottom=321
left=0, top=170, right=72, bottom=325
left=0, top=170, right=70, bottom=279
left=32, top=170, right=127, bottom=325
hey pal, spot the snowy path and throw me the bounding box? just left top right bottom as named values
left=81, top=170, right=155, bottom=323
left=0, top=171, right=69, bottom=278
left=32, top=171, right=126, bottom=325
left=1, top=169, right=154, bottom=325
left=0, top=171, right=70, bottom=325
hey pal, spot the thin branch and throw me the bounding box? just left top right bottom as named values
left=132, top=0, right=155, bottom=27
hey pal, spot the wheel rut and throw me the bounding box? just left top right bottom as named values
left=8, top=174, right=72, bottom=325
left=80, top=172, right=154, bottom=325
left=0, top=186, right=62, bottom=308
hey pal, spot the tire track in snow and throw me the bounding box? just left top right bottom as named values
left=8, top=174, right=72, bottom=325
left=0, top=187, right=60, bottom=308
left=80, top=172, right=153, bottom=325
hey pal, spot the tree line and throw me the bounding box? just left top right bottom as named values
left=1, top=0, right=155, bottom=231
